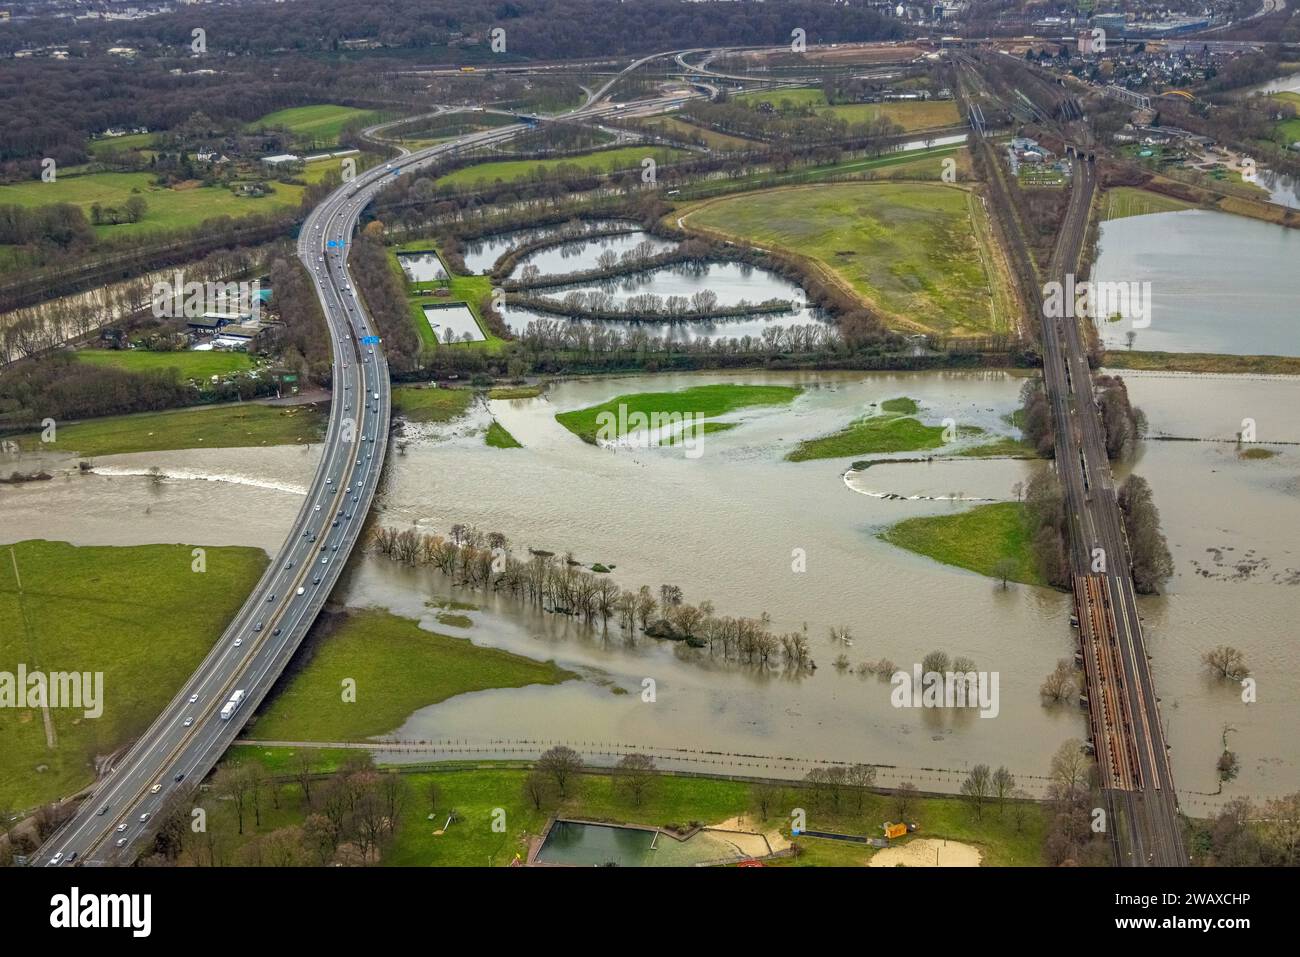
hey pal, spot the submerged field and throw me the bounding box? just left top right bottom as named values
left=0, top=540, right=266, bottom=808
left=555, top=383, right=802, bottom=444
left=681, top=182, right=1009, bottom=336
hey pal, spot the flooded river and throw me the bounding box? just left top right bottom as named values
left=3, top=367, right=1296, bottom=804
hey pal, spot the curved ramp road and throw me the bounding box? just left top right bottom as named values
left=36, top=80, right=698, bottom=867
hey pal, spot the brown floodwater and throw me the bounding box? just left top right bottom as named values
left=3, top=369, right=1296, bottom=804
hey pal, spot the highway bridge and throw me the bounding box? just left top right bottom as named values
left=34, top=66, right=692, bottom=867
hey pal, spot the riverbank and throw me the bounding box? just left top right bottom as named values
left=555, top=382, right=801, bottom=444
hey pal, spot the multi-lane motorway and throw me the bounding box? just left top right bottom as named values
left=35, top=61, right=702, bottom=867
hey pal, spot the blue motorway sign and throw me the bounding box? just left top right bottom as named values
left=361, top=335, right=381, bottom=345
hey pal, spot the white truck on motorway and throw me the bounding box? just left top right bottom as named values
left=219, top=689, right=246, bottom=721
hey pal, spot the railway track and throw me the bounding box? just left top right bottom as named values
left=955, top=50, right=1186, bottom=866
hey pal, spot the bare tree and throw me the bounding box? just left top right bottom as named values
left=751, top=782, right=783, bottom=820
left=992, top=557, right=1017, bottom=588
left=893, top=781, right=918, bottom=820
left=1202, top=645, right=1250, bottom=681
left=614, top=753, right=656, bottom=807
left=847, top=763, right=877, bottom=811
left=522, top=771, right=553, bottom=811
left=213, top=764, right=252, bottom=835
left=961, top=764, right=993, bottom=820
left=991, top=766, right=1016, bottom=817
left=1040, top=659, right=1076, bottom=703
left=537, top=746, right=584, bottom=798
left=1049, top=739, right=1091, bottom=804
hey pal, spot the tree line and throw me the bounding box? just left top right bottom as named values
left=370, top=523, right=820, bottom=671
left=1, top=0, right=904, bottom=63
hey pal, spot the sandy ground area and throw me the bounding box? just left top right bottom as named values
left=868, top=837, right=982, bottom=867
left=712, top=814, right=789, bottom=855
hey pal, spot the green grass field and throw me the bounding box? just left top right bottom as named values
left=735, top=86, right=828, bottom=108
left=555, top=383, right=802, bottom=444
left=0, top=171, right=305, bottom=239
left=76, top=349, right=255, bottom=379
left=880, top=396, right=918, bottom=414
left=247, top=609, right=575, bottom=741
left=823, top=100, right=961, bottom=131
left=87, top=132, right=156, bottom=158
left=786, top=412, right=951, bottom=461
left=0, top=540, right=267, bottom=809
left=1103, top=186, right=1195, bottom=221
left=485, top=420, right=522, bottom=448
left=437, top=146, right=688, bottom=189
left=213, top=751, right=1049, bottom=866
left=1269, top=92, right=1300, bottom=145
left=734, top=87, right=960, bottom=131
left=390, top=385, right=473, bottom=423
left=682, top=182, right=1006, bottom=336
left=248, top=104, right=385, bottom=146
left=14, top=403, right=327, bottom=457
left=638, top=115, right=758, bottom=150
left=879, top=501, right=1044, bottom=587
